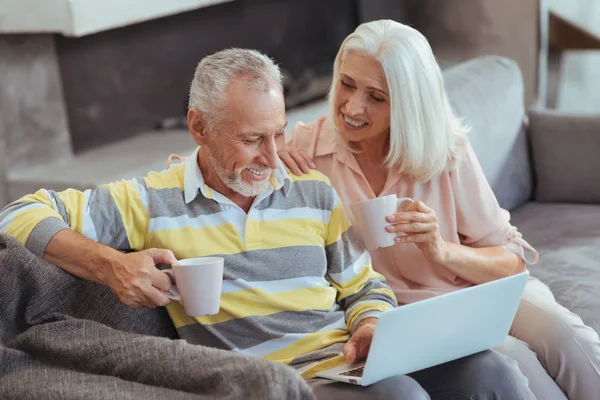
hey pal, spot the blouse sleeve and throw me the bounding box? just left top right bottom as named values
left=450, top=141, right=539, bottom=264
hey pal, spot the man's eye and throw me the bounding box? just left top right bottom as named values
left=275, top=132, right=284, bottom=139
left=244, top=138, right=260, bottom=144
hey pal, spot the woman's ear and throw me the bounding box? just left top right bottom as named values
left=188, top=109, right=210, bottom=145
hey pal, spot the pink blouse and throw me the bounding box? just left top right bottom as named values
left=288, top=117, right=538, bottom=305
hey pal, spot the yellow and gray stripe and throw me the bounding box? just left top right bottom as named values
left=0, top=160, right=397, bottom=373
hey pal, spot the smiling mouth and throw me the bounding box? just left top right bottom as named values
left=343, top=114, right=368, bottom=128
left=246, top=168, right=269, bottom=176
left=244, top=167, right=270, bottom=180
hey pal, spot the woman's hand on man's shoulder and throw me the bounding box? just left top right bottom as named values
left=278, top=147, right=316, bottom=176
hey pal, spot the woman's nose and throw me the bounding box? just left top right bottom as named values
left=345, top=93, right=365, bottom=115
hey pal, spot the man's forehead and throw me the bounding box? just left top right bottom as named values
left=238, top=120, right=288, bottom=136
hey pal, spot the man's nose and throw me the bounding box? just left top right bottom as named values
left=262, top=137, right=280, bottom=170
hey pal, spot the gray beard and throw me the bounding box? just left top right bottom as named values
left=207, top=152, right=271, bottom=197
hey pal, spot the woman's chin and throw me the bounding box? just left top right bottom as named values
left=340, top=128, right=370, bottom=143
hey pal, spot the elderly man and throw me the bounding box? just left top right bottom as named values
left=0, top=48, right=533, bottom=399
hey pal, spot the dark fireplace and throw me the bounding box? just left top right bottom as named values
left=55, top=0, right=359, bottom=153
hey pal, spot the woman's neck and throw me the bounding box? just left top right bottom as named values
left=355, top=132, right=390, bottom=168
left=354, top=133, right=391, bottom=196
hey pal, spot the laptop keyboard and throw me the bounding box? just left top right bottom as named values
left=340, top=366, right=364, bottom=377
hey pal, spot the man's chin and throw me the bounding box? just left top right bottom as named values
left=226, top=179, right=269, bottom=197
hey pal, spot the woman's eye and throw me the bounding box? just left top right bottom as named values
left=341, top=80, right=353, bottom=89
left=371, top=95, right=385, bottom=103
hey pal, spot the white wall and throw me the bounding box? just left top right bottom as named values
left=0, top=0, right=234, bottom=37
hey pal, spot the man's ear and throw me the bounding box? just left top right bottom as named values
left=188, top=109, right=210, bottom=145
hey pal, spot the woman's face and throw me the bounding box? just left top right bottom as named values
left=333, top=52, right=391, bottom=144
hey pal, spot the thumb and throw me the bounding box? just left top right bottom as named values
left=148, top=248, right=178, bottom=265
left=404, top=200, right=420, bottom=212
left=343, top=338, right=357, bottom=363
left=414, top=200, right=431, bottom=213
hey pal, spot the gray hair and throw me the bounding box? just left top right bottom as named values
left=328, top=20, right=469, bottom=182
left=188, top=48, right=283, bottom=131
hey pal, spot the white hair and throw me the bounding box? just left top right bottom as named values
left=188, top=48, right=283, bottom=131
left=328, top=20, right=469, bottom=182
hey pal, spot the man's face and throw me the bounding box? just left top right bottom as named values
left=204, top=78, right=287, bottom=197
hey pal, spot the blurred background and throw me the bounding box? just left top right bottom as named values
left=1, top=0, right=599, bottom=207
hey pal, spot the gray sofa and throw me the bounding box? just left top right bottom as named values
left=445, top=55, right=600, bottom=334
left=2, top=53, right=597, bottom=399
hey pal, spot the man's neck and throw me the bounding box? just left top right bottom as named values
left=196, top=148, right=255, bottom=212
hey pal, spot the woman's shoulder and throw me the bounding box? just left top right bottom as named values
left=288, top=115, right=327, bottom=139
left=287, top=116, right=337, bottom=158
left=445, top=136, right=495, bottom=195
left=421, top=136, right=478, bottom=185
left=446, top=136, right=474, bottom=173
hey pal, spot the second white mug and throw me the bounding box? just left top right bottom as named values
left=350, top=195, right=414, bottom=250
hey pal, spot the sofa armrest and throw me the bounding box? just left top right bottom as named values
left=528, top=108, right=600, bottom=203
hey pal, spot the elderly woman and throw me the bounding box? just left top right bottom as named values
left=274, top=19, right=599, bottom=400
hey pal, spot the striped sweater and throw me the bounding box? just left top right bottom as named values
left=0, top=151, right=397, bottom=377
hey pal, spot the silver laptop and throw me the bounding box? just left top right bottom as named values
left=316, top=272, right=529, bottom=386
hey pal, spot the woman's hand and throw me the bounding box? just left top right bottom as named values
left=386, top=201, right=447, bottom=264
left=166, top=154, right=188, bottom=169
left=278, top=147, right=315, bottom=175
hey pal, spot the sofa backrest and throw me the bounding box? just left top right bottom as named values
left=442, top=56, right=533, bottom=211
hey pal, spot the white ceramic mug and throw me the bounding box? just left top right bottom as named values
left=349, top=195, right=414, bottom=250
left=163, top=256, right=224, bottom=317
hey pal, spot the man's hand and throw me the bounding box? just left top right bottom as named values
left=107, top=248, right=177, bottom=308
left=43, top=228, right=178, bottom=309
left=343, top=317, right=378, bottom=363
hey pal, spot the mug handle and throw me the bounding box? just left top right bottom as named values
left=396, top=197, right=414, bottom=211
left=162, top=269, right=182, bottom=302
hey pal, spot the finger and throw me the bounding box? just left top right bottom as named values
left=404, top=200, right=420, bottom=212
left=386, top=222, right=437, bottom=233
left=118, top=292, right=145, bottom=309
left=394, top=232, right=436, bottom=243
left=296, top=149, right=316, bottom=170
left=343, top=342, right=357, bottom=363
left=148, top=248, right=178, bottom=265
left=166, top=154, right=177, bottom=168
left=414, top=200, right=434, bottom=213
left=278, top=152, right=302, bottom=175
left=151, top=270, right=172, bottom=292
left=146, top=249, right=177, bottom=291
left=145, top=287, right=171, bottom=308
left=114, top=290, right=135, bottom=308
left=305, top=155, right=316, bottom=169
left=342, top=341, right=350, bottom=357
left=166, top=154, right=186, bottom=168
left=289, top=151, right=311, bottom=174
left=387, top=211, right=432, bottom=224
left=125, top=299, right=143, bottom=308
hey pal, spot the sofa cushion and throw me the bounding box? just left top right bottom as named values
left=444, top=56, right=533, bottom=211
left=529, top=109, right=600, bottom=203
left=511, top=202, right=600, bottom=333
